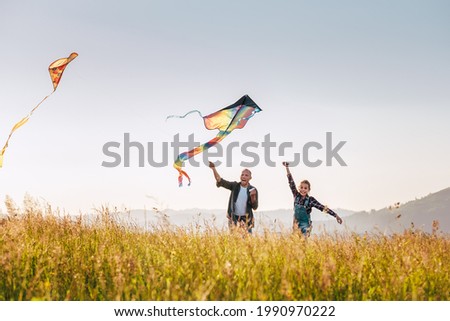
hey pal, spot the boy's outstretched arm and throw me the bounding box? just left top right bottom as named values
left=283, top=161, right=291, bottom=175
left=283, top=162, right=298, bottom=197
left=311, top=198, right=343, bottom=225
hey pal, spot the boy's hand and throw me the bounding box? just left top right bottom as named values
left=336, top=215, right=343, bottom=224
left=282, top=162, right=289, bottom=167
left=209, top=161, right=215, bottom=168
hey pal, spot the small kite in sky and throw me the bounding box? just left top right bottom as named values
left=167, top=94, right=262, bottom=186
left=0, top=52, right=78, bottom=167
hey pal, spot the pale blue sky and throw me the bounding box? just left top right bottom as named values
left=1, top=0, right=449, bottom=214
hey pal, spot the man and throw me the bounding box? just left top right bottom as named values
left=209, top=161, right=258, bottom=233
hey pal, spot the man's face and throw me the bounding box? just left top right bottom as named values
left=240, top=170, right=252, bottom=184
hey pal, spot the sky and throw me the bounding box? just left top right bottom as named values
left=1, top=0, right=449, bottom=215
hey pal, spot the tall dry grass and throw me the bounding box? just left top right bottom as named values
left=1, top=196, right=449, bottom=300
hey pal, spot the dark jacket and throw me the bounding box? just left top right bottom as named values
left=217, top=178, right=258, bottom=224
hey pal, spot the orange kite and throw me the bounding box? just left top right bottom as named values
left=0, top=52, right=78, bottom=167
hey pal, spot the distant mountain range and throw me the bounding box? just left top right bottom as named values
left=333, top=187, right=450, bottom=235
left=121, top=187, right=450, bottom=234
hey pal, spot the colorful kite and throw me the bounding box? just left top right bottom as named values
left=0, top=52, right=78, bottom=167
left=167, top=95, right=262, bottom=186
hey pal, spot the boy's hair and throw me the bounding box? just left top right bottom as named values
left=300, top=180, right=311, bottom=190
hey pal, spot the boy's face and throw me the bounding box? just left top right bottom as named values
left=298, top=183, right=310, bottom=197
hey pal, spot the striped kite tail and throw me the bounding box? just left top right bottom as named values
left=173, top=131, right=229, bottom=187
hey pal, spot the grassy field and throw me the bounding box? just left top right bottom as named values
left=1, top=197, right=449, bottom=301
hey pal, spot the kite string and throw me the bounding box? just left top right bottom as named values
left=29, top=89, right=55, bottom=115
left=0, top=90, right=55, bottom=167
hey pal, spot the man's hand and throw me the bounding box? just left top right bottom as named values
left=209, top=161, right=221, bottom=182
left=249, top=188, right=257, bottom=204
left=336, top=215, right=343, bottom=224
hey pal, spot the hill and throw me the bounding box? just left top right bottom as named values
left=331, top=187, right=450, bottom=234
left=123, top=187, right=450, bottom=234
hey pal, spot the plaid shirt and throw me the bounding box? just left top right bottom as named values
left=287, top=173, right=337, bottom=218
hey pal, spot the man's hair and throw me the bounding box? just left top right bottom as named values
left=242, top=168, right=252, bottom=176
